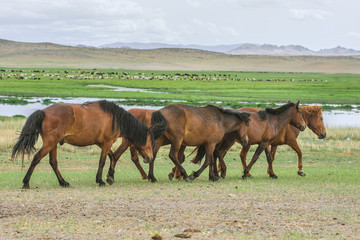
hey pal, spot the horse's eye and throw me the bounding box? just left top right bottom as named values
left=321, top=117, right=323, bottom=121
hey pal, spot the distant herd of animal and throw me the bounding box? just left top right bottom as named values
left=12, top=100, right=326, bottom=189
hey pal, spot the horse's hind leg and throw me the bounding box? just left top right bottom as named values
left=169, top=145, right=185, bottom=180
left=22, top=146, right=51, bottom=189
left=189, top=143, right=217, bottom=181
left=168, top=144, right=191, bottom=182
left=49, top=146, right=70, bottom=187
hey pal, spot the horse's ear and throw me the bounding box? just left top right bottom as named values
left=296, top=100, right=300, bottom=109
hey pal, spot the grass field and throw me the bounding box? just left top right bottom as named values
left=1, top=117, right=359, bottom=239
left=1, top=68, right=360, bottom=110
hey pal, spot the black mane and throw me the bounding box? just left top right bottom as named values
left=265, top=102, right=296, bottom=115
left=257, top=110, right=267, bottom=120
left=96, top=100, right=148, bottom=146
left=206, top=105, right=251, bottom=123
left=151, top=111, right=168, bottom=140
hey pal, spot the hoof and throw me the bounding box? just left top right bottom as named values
left=270, top=175, right=278, bottom=179
left=242, top=174, right=248, bottom=179
left=298, top=171, right=306, bottom=177
left=106, top=176, right=114, bottom=185
left=97, top=179, right=106, bottom=186
left=148, top=176, right=157, bottom=183
left=220, top=172, right=226, bottom=179
left=60, top=181, right=70, bottom=188
left=209, top=175, right=220, bottom=182
left=168, top=172, right=174, bottom=181
left=184, top=175, right=194, bottom=182
left=22, top=183, right=30, bottom=189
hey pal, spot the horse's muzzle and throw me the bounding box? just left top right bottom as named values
left=299, top=125, right=306, bottom=131
left=240, top=137, right=249, bottom=147
left=319, top=132, right=326, bottom=139
left=143, top=156, right=152, bottom=164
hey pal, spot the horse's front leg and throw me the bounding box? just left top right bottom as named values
left=243, top=142, right=268, bottom=179
left=288, top=140, right=305, bottom=176
left=265, top=146, right=277, bottom=178
left=97, top=144, right=112, bottom=186
left=49, top=145, right=70, bottom=187
left=106, top=139, right=129, bottom=184
left=217, top=139, right=235, bottom=179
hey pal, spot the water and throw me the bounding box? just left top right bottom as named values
left=0, top=96, right=358, bottom=128
left=322, top=110, right=360, bottom=128
left=87, top=84, right=166, bottom=94
left=0, top=96, right=161, bottom=117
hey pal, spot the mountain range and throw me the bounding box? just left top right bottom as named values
left=99, top=42, right=360, bottom=56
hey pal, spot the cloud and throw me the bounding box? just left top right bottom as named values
left=347, top=32, right=360, bottom=39
left=289, top=9, right=331, bottom=20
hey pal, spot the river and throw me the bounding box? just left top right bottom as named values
left=0, top=96, right=359, bottom=128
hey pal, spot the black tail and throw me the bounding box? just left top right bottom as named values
left=12, top=110, right=45, bottom=160
left=150, top=111, right=168, bottom=140
left=190, top=145, right=206, bottom=164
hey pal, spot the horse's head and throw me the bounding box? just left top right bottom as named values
left=290, top=101, right=306, bottom=131
left=236, top=111, right=251, bottom=146
left=303, top=106, right=326, bottom=139
left=141, top=111, right=168, bottom=164
left=135, top=130, right=155, bottom=164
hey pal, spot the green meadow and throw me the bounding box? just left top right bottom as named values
left=1, top=68, right=360, bottom=110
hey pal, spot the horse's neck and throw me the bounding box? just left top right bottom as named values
left=222, top=114, right=243, bottom=133
left=300, top=108, right=311, bottom=126
left=269, top=109, right=294, bottom=134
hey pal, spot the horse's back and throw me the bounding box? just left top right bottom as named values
left=129, top=108, right=155, bottom=126
left=160, top=104, right=225, bottom=145
left=239, top=107, right=261, bottom=112
left=42, top=103, right=76, bottom=131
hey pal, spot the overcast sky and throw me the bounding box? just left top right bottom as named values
left=1, top=0, right=359, bottom=50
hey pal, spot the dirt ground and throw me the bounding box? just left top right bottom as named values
left=1, top=181, right=359, bottom=240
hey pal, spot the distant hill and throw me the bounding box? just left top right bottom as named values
left=99, top=42, right=243, bottom=53
left=227, top=44, right=360, bottom=56
left=99, top=41, right=360, bottom=56
left=1, top=38, right=360, bottom=73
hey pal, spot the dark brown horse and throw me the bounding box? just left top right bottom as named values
left=152, top=104, right=251, bottom=182
left=106, top=108, right=169, bottom=184
left=238, top=105, right=326, bottom=177
left=12, top=100, right=166, bottom=189
left=191, top=101, right=306, bottom=179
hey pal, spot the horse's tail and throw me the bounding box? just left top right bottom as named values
left=190, top=145, right=206, bottom=164
left=151, top=111, right=168, bottom=140
left=12, top=110, right=45, bottom=160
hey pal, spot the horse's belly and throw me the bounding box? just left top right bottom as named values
left=63, top=133, right=100, bottom=146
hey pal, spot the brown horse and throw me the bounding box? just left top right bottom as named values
left=238, top=105, right=326, bottom=177
left=12, top=100, right=165, bottom=189
left=152, top=104, right=251, bottom=182
left=106, top=108, right=169, bottom=184
left=191, top=101, right=306, bottom=179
